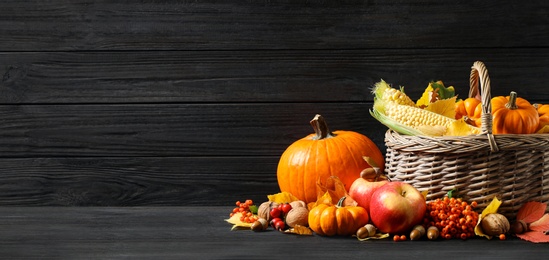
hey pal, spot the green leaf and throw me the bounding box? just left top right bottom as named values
left=430, top=81, right=455, bottom=100
left=447, top=189, right=456, bottom=199
left=249, top=205, right=258, bottom=214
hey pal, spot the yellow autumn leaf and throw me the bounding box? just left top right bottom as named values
left=416, top=83, right=435, bottom=108
left=363, top=156, right=379, bottom=168
left=309, top=191, right=333, bottom=210
left=425, top=96, right=457, bottom=119
left=416, top=81, right=456, bottom=108
left=474, top=196, right=502, bottom=239
left=421, top=190, right=429, bottom=200
left=356, top=232, right=390, bottom=241
left=445, top=118, right=476, bottom=136
left=537, top=125, right=549, bottom=133
left=284, top=225, right=313, bottom=235
left=267, top=191, right=299, bottom=204
left=225, top=212, right=253, bottom=230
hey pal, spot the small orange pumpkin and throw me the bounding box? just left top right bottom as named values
left=491, top=91, right=539, bottom=134
left=277, top=114, right=384, bottom=203
left=534, top=103, right=549, bottom=130
left=455, top=97, right=482, bottom=127
left=308, top=197, right=369, bottom=236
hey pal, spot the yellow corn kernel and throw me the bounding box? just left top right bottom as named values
left=373, top=80, right=416, bottom=107
left=384, top=101, right=455, bottom=128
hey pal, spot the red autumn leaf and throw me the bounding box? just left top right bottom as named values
left=516, top=214, right=549, bottom=243
left=516, top=201, right=547, bottom=223
left=516, top=231, right=549, bottom=243
left=529, top=214, right=549, bottom=232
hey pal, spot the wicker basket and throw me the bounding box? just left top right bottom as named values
left=384, top=61, right=549, bottom=219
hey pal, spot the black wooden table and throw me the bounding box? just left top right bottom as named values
left=0, top=207, right=546, bottom=259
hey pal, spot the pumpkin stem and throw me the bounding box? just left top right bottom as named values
left=310, top=114, right=335, bottom=140
left=336, top=196, right=347, bottom=207
left=506, top=91, right=519, bottom=110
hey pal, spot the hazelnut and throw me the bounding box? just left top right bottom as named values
left=257, top=201, right=279, bottom=221
left=427, top=226, right=439, bottom=240
left=412, top=224, right=426, bottom=236
left=284, top=207, right=309, bottom=227
left=356, top=227, right=369, bottom=239
left=356, top=224, right=377, bottom=239
left=410, top=229, right=422, bottom=241
left=251, top=218, right=268, bottom=232
left=364, top=224, right=377, bottom=237
left=481, top=213, right=510, bottom=236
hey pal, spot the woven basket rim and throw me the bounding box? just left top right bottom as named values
left=385, top=129, right=549, bottom=154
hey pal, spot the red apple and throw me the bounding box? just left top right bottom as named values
left=369, top=181, right=426, bottom=234
left=348, top=177, right=388, bottom=213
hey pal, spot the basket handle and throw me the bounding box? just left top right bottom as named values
left=470, top=61, right=499, bottom=152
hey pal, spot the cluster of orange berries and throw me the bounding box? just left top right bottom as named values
left=423, top=197, right=479, bottom=240
left=393, top=234, right=407, bottom=242
left=230, top=199, right=259, bottom=223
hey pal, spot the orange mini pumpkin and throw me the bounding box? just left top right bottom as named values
left=277, top=114, right=384, bottom=203
left=308, top=197, right=369, bottom=236
left=491, top=91, right=539, bottom=134
left=534, top=103, right=549, bottom=130
left=455, top=97, right=482, bottom=127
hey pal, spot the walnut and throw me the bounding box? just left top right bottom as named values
left=481, top=213, right=510, bottom=236
left=289, top=200, right=307, bottom=209
left=284, top=207, right=309, bottom=228
left=257, top=201, right=279, bottom=221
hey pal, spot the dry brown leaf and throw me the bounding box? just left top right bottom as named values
left=315, top=175, right=357, bottom=207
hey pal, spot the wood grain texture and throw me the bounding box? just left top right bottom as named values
left=0, top=157, right=279, bottom=206
left=1, top=1, right=549, bottom=206
left=0, top=1, right=547, bottom=51
left=0, top=207, right=547, bottom=258
left=1, top=49, right=549, bottom=104
left=0, top=103, right=385, bottom=157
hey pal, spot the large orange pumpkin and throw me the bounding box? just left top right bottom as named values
left=277, top=114, right=384, bottom=203
left=491, top=91, right=539, bottom=134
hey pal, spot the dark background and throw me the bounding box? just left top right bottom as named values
left=0, top=1, right=548, bottom=206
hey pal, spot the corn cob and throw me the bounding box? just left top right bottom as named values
left=371, top=97, right=480, bottom=136
left=373, top=80, right=416, bottom=107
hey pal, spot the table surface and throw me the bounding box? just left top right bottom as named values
left=0, top=206, right=547, bottom=259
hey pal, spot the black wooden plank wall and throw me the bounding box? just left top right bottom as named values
left=0, top=1, right=548, bottom=206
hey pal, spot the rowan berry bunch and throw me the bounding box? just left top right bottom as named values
left=230, top=199, right=259, bottom=223
left=423, top=197, right=479, bottom=240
